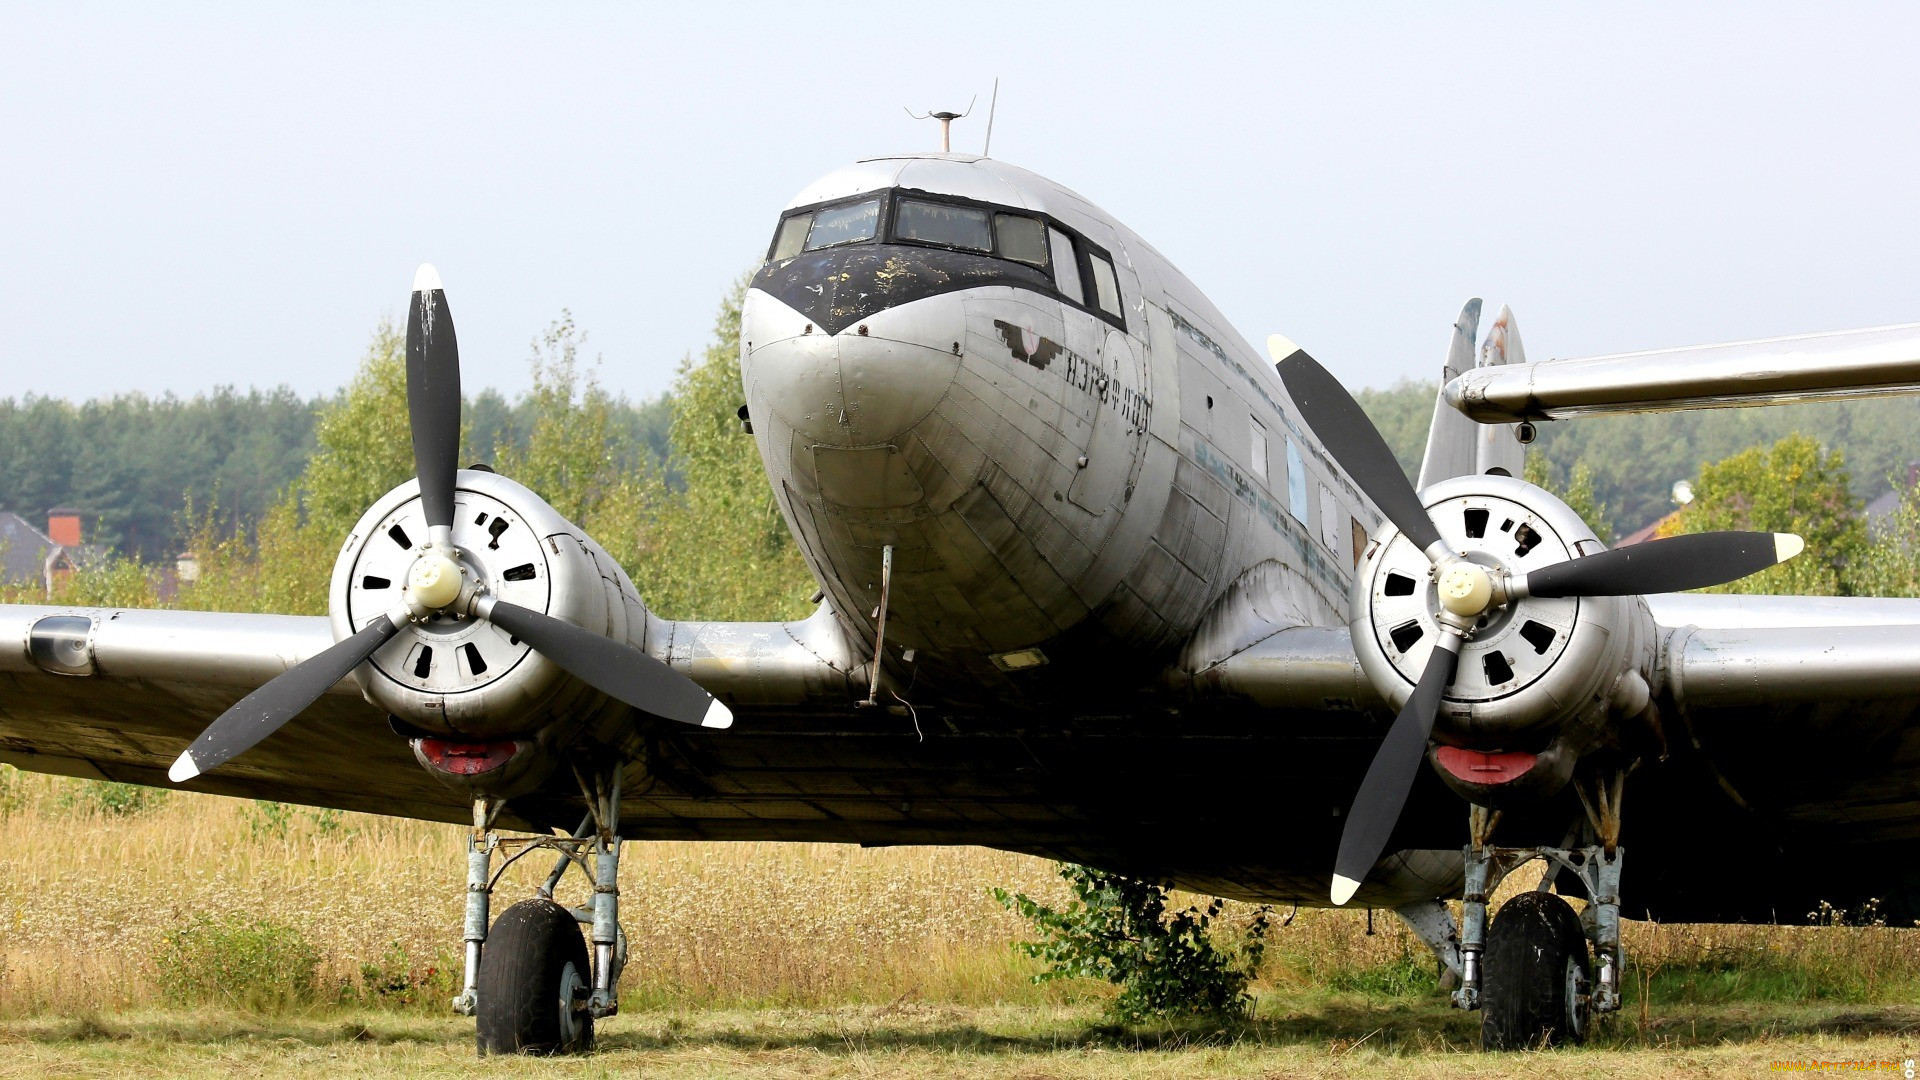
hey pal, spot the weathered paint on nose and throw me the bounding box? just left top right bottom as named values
left=742, top=287, right=963, bottom=447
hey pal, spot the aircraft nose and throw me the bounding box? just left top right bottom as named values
left=742, top=286, right=963, bottom=447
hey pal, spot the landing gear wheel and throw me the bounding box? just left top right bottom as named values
left=475, top=898, right=594, bottom=1055
left=1480, top=891, right=1590, bottom=1050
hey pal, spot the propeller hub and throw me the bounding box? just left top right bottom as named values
left=407, top=551, right=464, bottom=610
left=1436, top=562, right=1495, bottom=617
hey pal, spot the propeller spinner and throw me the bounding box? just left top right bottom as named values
left=1266, top=335, right=1802, bottom=905
left=168, top=266, right=730, bottom=785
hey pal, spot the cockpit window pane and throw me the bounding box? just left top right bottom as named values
left=894, top=198, right=992, bottom=252
left=804, top=198, right=881, bottom=251
left=771, top=214, right=812, bottom=261
left=1088, top=252, right=1122, bottom=317
left=995, top=213, right=1048, bottom=268
left=1048, top=227, right=1083, bottom=303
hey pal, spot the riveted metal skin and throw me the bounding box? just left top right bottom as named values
left=743, top=154, right=1367, bottom=712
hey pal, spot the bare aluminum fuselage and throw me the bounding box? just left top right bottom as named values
left=741, top=154, right=1366, bottom=708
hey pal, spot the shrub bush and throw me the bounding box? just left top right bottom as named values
left=350, top=941, right=456, bottom=1008
left=995, top=863, right=1270, bottom=1023
left=57, top=779, right=165, bottom=817
left=153, top=915, right=321, bottom=1009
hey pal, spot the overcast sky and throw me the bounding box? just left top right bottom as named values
left=3, top=2, right=1916, bottom=403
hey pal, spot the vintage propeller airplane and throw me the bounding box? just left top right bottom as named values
left=3, top=150, right=1919, bottom=1053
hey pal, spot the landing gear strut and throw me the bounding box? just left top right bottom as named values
left=451, top=766, right=632, bottom=1055
left=1450, top=774, right=1628, bottom=1050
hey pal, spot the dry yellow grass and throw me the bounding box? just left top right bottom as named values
left=0, top=771, right=1079, bottom=1015
left=2, top=766, right=1918, bottom=1029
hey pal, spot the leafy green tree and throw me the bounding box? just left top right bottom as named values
left=619, top=277, right=814, bottom=622
left=1354, top=380, right=1436, bottom=482
left=1663, top=433, right=1863, bottom=596
left=994, top=863, right=1271, bottom=1023
left=1848, top=480, right=1920, bottom=597
left=173, top=325, right=414, bottom=615
left=0, top=388, right=317, bottom=562
left=495, top=314, right=653, bottom=528
left=1524, top=453, right=1613, bottom=544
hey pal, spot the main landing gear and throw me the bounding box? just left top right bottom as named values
left=452, top=766, right=630, bottom=1055
left=1397, top=771, right=1629, bottom=1051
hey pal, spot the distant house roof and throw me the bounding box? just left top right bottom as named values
left=1865, top=463, right=1918, bottom=534
left=0, top=512, right=59, bottom=587
left=1617, top=510, right=1681, bottom=547
left=0, top=511, right=106, bottom=591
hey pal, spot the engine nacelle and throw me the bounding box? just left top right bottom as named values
left=1351, top=474, right=1657, bottom=802
left=328, top=469, right=639, bottom=750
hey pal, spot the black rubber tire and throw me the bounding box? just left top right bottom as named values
left=475, top=898, right=595, bottom=1055
left=1480, top=891, right=1590, bottom=1050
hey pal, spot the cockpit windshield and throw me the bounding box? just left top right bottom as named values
left=772, top=197, right=882, bottom=259
left=895, top=199, right=991, bottom=252
left=763, top=188, right=1123, bottom=328
left=804, top=199, right=880, bottom=250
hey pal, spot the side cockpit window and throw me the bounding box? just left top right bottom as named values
left=1048, top=227, right=1083, bottom=303
left=1087, top=252, right=1122, bottom=318
left=896, top=198, right=992, bottom=251
left=771, top=215, right=811, bottom=260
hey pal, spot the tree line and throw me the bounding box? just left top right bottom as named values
left=0, top=329, right=673, bottom=563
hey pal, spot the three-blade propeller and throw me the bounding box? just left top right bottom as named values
left=1266, top=335, right=1802, bottom=905
left=168, top=266, right=730, bottom=785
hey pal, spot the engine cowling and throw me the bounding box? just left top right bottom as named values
left=1350, top=474, right=1657, bottom=803
left=328, top=468, right=639, bottom=749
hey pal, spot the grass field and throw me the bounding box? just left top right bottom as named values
left=4, top=1002, right=1920, bottom=1077
left=4, top=769, right=1919, bottom=1075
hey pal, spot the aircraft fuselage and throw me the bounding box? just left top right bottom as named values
left=742, top=153, right=1372, bottom=706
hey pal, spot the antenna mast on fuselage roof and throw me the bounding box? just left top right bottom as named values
left=904, top=95, right=976, bottom=153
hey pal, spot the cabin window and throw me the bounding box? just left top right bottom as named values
left=1250, top=420, right=1268, bottom=480
left=995, top=213, right=1048, bottom=268
left=1320, top=485, right=1344, bottom=560
left=1088, top=252, right=1122, bottom=317
left=1286, top=439, right=1309, bottom=525
left=1049, top=227, right=1083, bottom=303
left=894, top=198, right=992, bottom=252
left=771, top=215, right=811, bottom=261
left=804, top=198, right=881, bottom=251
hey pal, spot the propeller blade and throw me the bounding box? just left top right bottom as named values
left=480, top=599, right=732, bottom=729
left=406, top=263, right=462, bottom=534
left=1522, top=531, right=1805, bottom=599
left=168, top=614, right=402, bottom=782
left=1331, top=635, right=1461, bottom=905
left=1269, top=335, right=1447, bottom=557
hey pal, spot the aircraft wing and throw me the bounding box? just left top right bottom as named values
left=1651, top=593, right=1920, bottom=708
left=1650, top=593, right=1920, bottom=844
left=1443, top=322, right=1920, bottom=422
left=0, top=605, right=486, bottom=826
